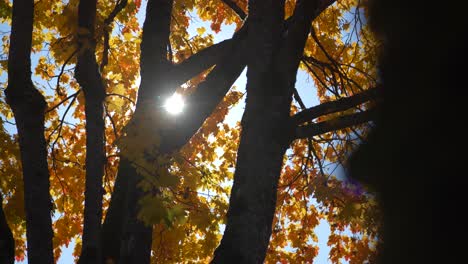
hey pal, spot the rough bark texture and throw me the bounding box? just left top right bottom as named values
left=212, top=0, right=333, bottom=262
left=4, top=1, right=54, bottom=263
left=0, top=195, right=14, bottom=264
left=75, top=0, right=106, bottom=263
left=101, top=158, right=132, bottom=263
left=137, top=0, right=174, bottom=106
left=211, top=1, right=289, bottom=263
left=117, top=0, right=174, bottom=263
left=118, top=164, right=154, bottom=264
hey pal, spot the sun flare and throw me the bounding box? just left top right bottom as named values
left=164, top=93, right=185, bottom=115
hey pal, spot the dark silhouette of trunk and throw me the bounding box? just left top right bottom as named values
left=212, top=0, right=336, bottom=262
left=117, top=162, right=153, bottom=264
left=75, top=0, right=107, bottom=262
left=4, top=0, right=54, bottom=263
left=116, top=0, right=173, bottom=263
left=102, top=0, right=248, bottom=262
left=0, top=195, right=14, bottom=264
left=347, top=0, right=446, bottom=263
left=101, top=159, right=133, bottom=263
left=212, top=1, right=289, bottom=262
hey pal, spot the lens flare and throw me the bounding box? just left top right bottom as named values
left=164, top=93, right=185, bottom=114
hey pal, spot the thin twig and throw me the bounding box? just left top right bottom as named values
left=56, top=48, right=79, bottom=96
left=106, top=93, right=135, bottom=105
left=101, top=0, right=128, bottom=71
left=47, top=90, right=81, bottom=113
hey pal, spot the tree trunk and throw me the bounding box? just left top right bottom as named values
left=348, top=0, right=444, bottom=262
left=117, top=0, right=174, bottom=263
left=118, top=163, right=153, bottom=264
left=212, top=0, right=332, bottom=262
left=75, top=0, right=107, bottom=263
left=0, top=195, right=14, bottom=264
left=212, top=1, right=290, bottom=263
left=4, top=0, right=54, bottom=263
left=101, top=158, right=133, bottom=263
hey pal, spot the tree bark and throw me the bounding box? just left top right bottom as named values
left=118, top=162, right=154, bottom=264
left=117, top=0, right=174, bottom=263
left=211, top=1, right=288, bottom=262
left=0, top=195, right=14, bottom=264
left=294, top=109, right=376, bottom=140
left=220, top=0, right=246, bottom=20
left=4, top=1, right=54, bottom=263
left=292, top=88, right=378, bottom=125
left=101, top=158, right=132, bottom=263
left=212, top=0, right=334, bottom=262
left=75, top=0, right=107, bottom=263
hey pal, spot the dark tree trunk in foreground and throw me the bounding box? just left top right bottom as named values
left=348, top=0, right=445, bottom=263
left=212, top=0, right=336, bottom=262
left=75, top=0, right=107, bottom=262
left=4, top=0, right=54, bottom=263
left=0, top=195, right=14, bottom=264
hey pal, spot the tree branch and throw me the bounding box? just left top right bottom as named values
left=316, top=0, right=336, bottom=17
left=280, top=0, right=336, bottom=74
left=293, top=88, right=306, bottom=110
left=138, top=0, right=174, bottom=102
left=159, top=37, right=247, bottom=152
left=220, top=0, right=246, bottom=20
left=101, top=0, right=128, bottom=71
left=46, top=90, right=81, bottom=114
left=163, top=23, right=248, bottom=97
left=167, top=38, right=236, bottom=88
left=56, top=48, right=78, bottom=96
left=292, top=88, right=379, bottom=125
left=294, top=108, right=376, bottom=140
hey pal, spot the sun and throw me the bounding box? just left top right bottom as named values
left=164, top=93, right=185, bottom=115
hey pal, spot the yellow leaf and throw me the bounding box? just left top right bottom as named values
left=111, top=83, right=125, bottom=95
left=123, top=32, right=133, bottom=41
left=196, top=27, right=206, bottom=35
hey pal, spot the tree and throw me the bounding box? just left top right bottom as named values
left=0, top=0, right=380, bottom=263
left=4, top=0, right=54, bottom=262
